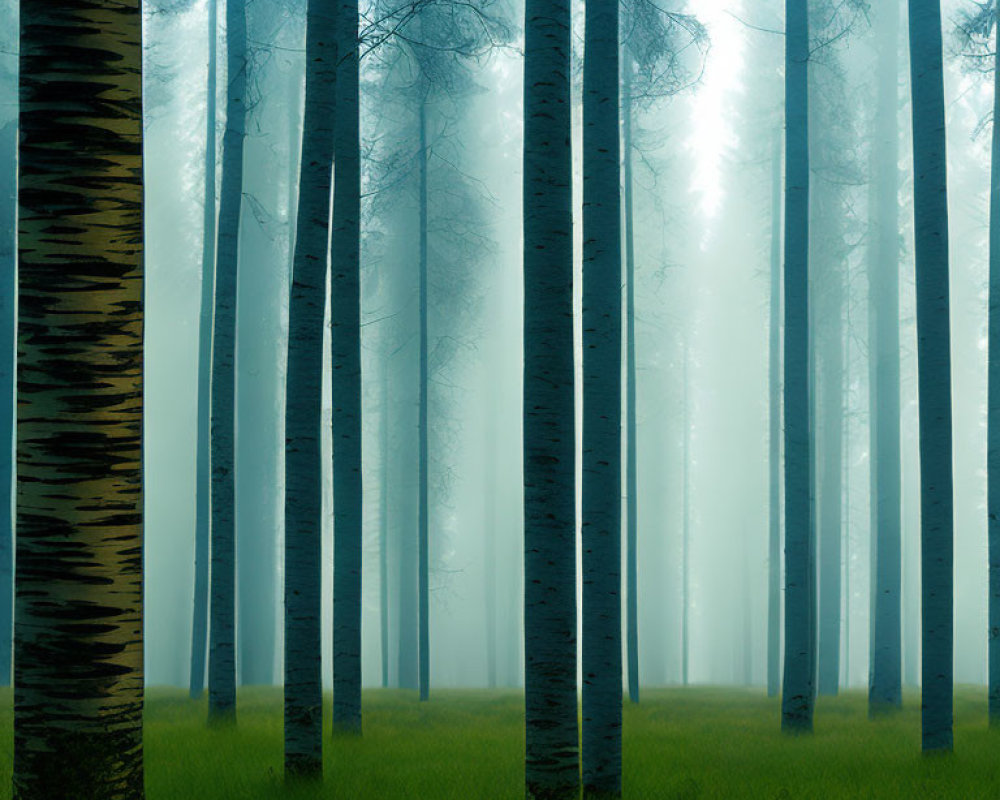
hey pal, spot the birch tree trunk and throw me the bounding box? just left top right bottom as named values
left=907, top=0, right=953, bottom=753
left=780, top=0, right=815, bottom=734
left=523, top=0, right=578, bottom=790
left=869, top=0, right=903, bottom=715
left=283, top=0, right=336, bottom=777
left=331, top=0, right=363, bottom=735
left=209, top=0, right=247, bottom=724
left=15, top=2, right=144, bottom=796
left=190, top=0, right=217, bottom=701
left=581, top=0, right=622, bottom=792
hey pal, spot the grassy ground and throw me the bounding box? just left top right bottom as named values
left=0, top=686, right=997, bottom=797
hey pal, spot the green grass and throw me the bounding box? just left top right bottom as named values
left=0, top=686, right=998, bottom=797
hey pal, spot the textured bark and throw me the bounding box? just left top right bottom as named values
left=209, top=0, right=246, bottom=724
left=331, top=0, right=363, bottom=735
left=418, top=97, right=430, bottom=704
left=869, top=0, right=903, bottom=715
left=908, top=0, right=953, bottom=754
left=622, top=56, right=640, bottom=707
left=581, top=0, right=622, bottom=792
left=523, top=0, right=579, bottom=791
left=283, top=0, right=335, bottom=778
left=988, top=10, right=1000, bottom=729
left=190, top=0, right=217, bottom=701
left=15, top=2, right=144, bottom=797
left=767, top=129, right=782, bottom=699
left=780, top=0, right=815, bottom=735
left=0, top=115, right=14, bottom=689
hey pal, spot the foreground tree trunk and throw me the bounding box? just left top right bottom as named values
left=869, top=0, right=903, bottom=716
left=0, top=115, right=14, bottom=689
left=15, top=3, right=144, bottom=797
left=908, top=0, right=953, bottom=754
left=209, top=0, right=247, bottom=724
left=523, top=0, right=578, bottom=792
left=283, top=0, right=336, bottom=778
left=581, top=0, right=622, bottom=793
left=190, top=0, right=217, bottom=701
left=332, top=0, right=363, bottom=735
left=780, top=0, right=815, bottom=734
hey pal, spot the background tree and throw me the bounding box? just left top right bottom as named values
left=14, top=1, right=144, bottom=797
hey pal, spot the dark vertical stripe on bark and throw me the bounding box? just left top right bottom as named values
left=15, top=2, right=144, bottom=797
left=283, top=0, right=335, bottom=778
left=331, top=0, right=363, bottom=735
left=523, top=0, right=579, bottom=792
left=907, top=0, right=953, bottom=754
left=190, top=0, right=217, bottom=701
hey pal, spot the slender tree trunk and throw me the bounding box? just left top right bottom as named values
left=331, top=0, right=363, bottom=735
left=15, top=2, right=144, bottom=796
left=623, top=54, right=640, bottom=707
left=767, top=128, right=782, bottom=699
left=907, top=0, right=953, bottom=754
left=190, top=0, right=217, bottom=701
left=987, top=11, right=1000, bottom=729
left=682, top=342, right=690, bottom=688
left=0, top=121, right=14, bottom=690
left=781, top=0, right=815, bottom=734
left=380, top=357, right=391, bottom=690
left=418, top=96, right=431, bottom=704
left=485, top=375, right=498, bottom=690
left=581, top=0, right=623, bottom=792
left=283, top=0, right=336, bottom=777
left=209, top=0, right=246, bottom=724
left=523, top=0, right=578, bottom=791
left=869, top=0, right=903, bottom=716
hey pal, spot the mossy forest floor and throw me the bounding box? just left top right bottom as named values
left=0, top=687, right=998, bottom=797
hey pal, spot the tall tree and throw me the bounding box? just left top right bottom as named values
left=332, top=0, right=363, bottom=735
left=766, top=128, right=782, bottom=699
left=283, top=0, right=336, bottom=778
left=908, top=0, right=953, bottom=753
left=0, top=106, right=14, bottom=689
left=868, top=0, right=903, bottom=715
left=190, top=0, right=217, bottom=701
left=208, top=0, right=247, bottom=723
left=523, top=0, right=578, bottom=791
left=780, top=0, right=815, bottom=734
left=581, top=0, right=622, bottom=792
left=989, top=2, right=1000, bottom=728
left=14, top=1, right=144, bottom=797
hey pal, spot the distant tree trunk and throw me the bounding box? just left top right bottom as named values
left=869, top=0, right=903, bottom=716
left=523, top=0, right=579, bottom=791
left=907, top=0, right=953, bottom=754
left=283, top=0, right=336, bottom=777
left=380, top=358, right=391, bottom=690
left=581, top=0, right=623, bottom=791
left=767, top=128, right=782, bottom=699
left=209, top=0, right=247, bottom=724
left=987, top=9, right=1000, bottom=729
left=623, top=53, right=641, bottom=707
left=0, top=119, right=14, bottom=689
left=331, top=0, right=363, bottom=735
left=418, top=95, right=431, bottom=704
left=780, top=0, right=815, bottom=734
left=190, top=0, right=217, bottom=701
left=14, top=2, right=144, bottom=797
left=484, top=377, right=499, bottom=690
left=682, top=342, right=690, bottom=688
left=397, top=425, right=418, bottom=689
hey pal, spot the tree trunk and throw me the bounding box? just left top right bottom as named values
left=0, top=121, right=14, bottom=691
left=190, top=0, right=217, bottom=701
left=484, top=373, right=498, bottom=690
left=523, top=0, right=579, bottom=791
left=767, top=128, right=782, bottom=699
left=581, top=0, right=623, bottom=791
left=14, top=3, right=144, bottom=797
left=418, top=95, right=430, bottom=704
left=208, top=0, right=246, bottom=724
left=869, top=0, right=903, bottom=716
left=780, top=0, right=815, bottom=734
left=987, top=8, right=1000, bottom=729
left=682, top=342, right=690, bottom=688
left=283, top=0, right=336, bottom=777
left=331, top=0, right=363, bottom=735
left=380, top=357, right=391, bottom=690
left=907, top=0, right=953, bottom=754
